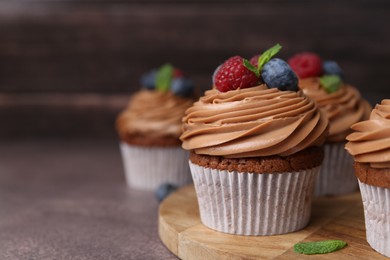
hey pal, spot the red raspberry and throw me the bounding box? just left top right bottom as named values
left=249, top=54, right=260, bottom=66
left=214, top=56, right=259, bottom=92
left=173, top=68, right=184, bottom=78
left=288, top=52, right=322, bottom=78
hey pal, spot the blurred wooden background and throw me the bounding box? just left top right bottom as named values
left=0, top=0, right=389, bottom=138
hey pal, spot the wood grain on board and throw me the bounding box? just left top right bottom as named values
left=159, top=185, right=387, bottom=260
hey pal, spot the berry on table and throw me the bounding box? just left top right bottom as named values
left=155, top=183, right=178, bottom=202
left=288, top=52, right=322, bottom=78
left=323, top=60, right=344, bottom=78
left=261, top=58, right=298, bottom=91
left=214, top=56, right=259, bottom=92
left=171, top=77, right=194, bottom=97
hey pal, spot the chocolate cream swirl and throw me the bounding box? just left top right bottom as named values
left=346, top=99, right=390, bottom=168
left=180, top=85, right=328, bottom=158
left=117, top=90, right=193, bottom=139
left=299, top=78, right=371, bottom=142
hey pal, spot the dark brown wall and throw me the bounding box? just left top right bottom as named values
left=0, top=0, right=389, bottom=138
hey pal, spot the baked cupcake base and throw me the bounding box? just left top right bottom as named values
left=120, top=142, right=192, bottom=190
left=189, top=147, right=323, bottom=236
left=315, top=142, right=357, bottom=196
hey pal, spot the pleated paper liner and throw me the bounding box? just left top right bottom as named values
left=315, top=142, right=357, bottom=196
left=120, top=142, right=192, bottom=190
left=190, top=162, right=319, bottom=236
left=359, top=181, right=390, bottom=257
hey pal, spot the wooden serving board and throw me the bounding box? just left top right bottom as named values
left=158, top=185, right=388, bottom=260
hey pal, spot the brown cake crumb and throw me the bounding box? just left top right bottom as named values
left=354, top=162, right=390, bottom=188
left=190, top=146, right=324, bottom=173
left=119, top=133, right=181, bottom=147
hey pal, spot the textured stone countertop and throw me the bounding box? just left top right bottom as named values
left=0, top=138, right=178, bottom=260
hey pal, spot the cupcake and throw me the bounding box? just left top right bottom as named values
left=288, top=53, right=371, bottom=196
left=345, top=100, right=390, bottom=257
left=116, top=64, right=194, bottom=190
left=180, top=45, right=329, bottom=236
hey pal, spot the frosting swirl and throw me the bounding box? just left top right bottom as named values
left=117, top=90, right=193, bottom=140
left=346, top=99, right=390, bottom=168
left=180, top=85, right=328, bottom=158
left=299, top=78, right=371, bottom=142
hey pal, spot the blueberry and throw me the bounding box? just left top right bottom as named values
left=261, top=58, right=298, bottom=91
left=140, top=69, right=157, bottom=90
left=323, top=60, right=344, bottom=78
left=171, top=77, right=194, bottom=97
left=155, top=183, right=178, bottom=202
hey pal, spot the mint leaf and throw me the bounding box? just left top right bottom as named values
left=319, top=75, right=342, bottom=93
left=243, top=59, right=259, bottom=77
left=257, top=43, right=282, bottom=73
left=156, top=64, right=173, bottom=92
left=242, top=44, right=282, bottom=79
left=294, top=240, right=347, bottom=255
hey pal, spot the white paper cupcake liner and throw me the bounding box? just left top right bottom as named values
left=314, top=142, right=357, bottom=196
left=189, top=162, right=319, bottom=236
left=358, top=181, right=390, bottom=257
left=120, top=142, right=192, bottom=190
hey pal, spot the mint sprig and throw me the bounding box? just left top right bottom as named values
left=257, top=43, right=282, bottom=71
left=319, top=75, right=342, bottom=93
left=294, top=240, right=347, bottom=255
left=243, top=43, right=282, bottom=78
left=156, top=63, right=173, bottom=92
left=243, top=59, right=259, bottom=77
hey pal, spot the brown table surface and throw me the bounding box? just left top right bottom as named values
left=0, top=138, right=178, bottom=260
